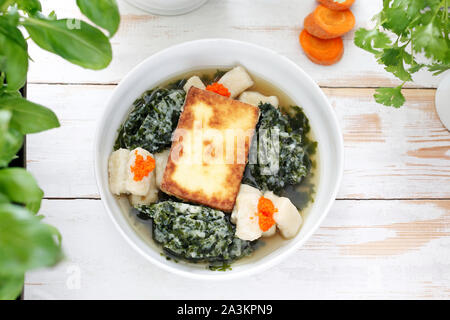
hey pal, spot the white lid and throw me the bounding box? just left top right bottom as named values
left=124, top=0, right=209, bottom=15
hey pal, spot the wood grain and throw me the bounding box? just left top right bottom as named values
left=25, top=84, right=450, bottom=199
left=26, top=0, right=444, bottom=88
left=22, top=0, right=450, bottom=300
left=24, top=199, right=450, bottom=299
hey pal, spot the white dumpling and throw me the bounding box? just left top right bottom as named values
left=238, top=91, right=279, bottom=108
left=126, top=147, right=155, bottom=196
left=237, top=183, right=260, bottom=196
left=262, top=224, right=277, bottom=237
left=264, top=191, right=302, bottom=239
left=154, top=149, right=170, bottom=189
left=183, top=76, right=206, bottom=93
left=231, top=184, right=261, bottom=224
left=234, top=193, right=262, bottom=241
left=108, top=148, right=130, bottom=195
left=232, top=184, right=262, bottom=241
left=128, top=175, right=158, bottom=206
left=218, top=66, right=254, bottom=98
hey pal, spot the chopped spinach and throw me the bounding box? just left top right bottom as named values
left=243, top=103, right=317, bottom=195
left=209, top=263, right=232, bottom=271
left=136, top=201, right=254, bottom=263
left=114, top=87, right=186, bottom=153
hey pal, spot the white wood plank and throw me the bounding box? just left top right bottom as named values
left=24, top=199, right=450, bottom=299
left=25, top=84, right=450, bottom=199
left=27, top=0, right=444, bottom=88
left=330, top=88, right=450, bottom=199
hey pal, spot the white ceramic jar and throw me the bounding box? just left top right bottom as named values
left=124, top=0, right=209, bottom=15
left=435, top=72, right=450, bottom=131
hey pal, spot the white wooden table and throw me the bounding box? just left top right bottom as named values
left=24, top=0, right=450, bottom=299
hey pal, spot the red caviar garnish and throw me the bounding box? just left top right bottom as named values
left=130, top=150, right=155, bottom=181
left=205, top=82, right=231, bottom=97
left=257, top=196, right=277, bottom=232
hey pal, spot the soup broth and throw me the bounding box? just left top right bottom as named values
left=116, top=67, right=320, bottom=268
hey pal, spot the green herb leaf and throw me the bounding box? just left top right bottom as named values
left=374, top=85, right=406, bottom=108
left=0, top=110, right=24, bottom=168
left=381, top=7, right=410, bottom=35
left=0, top=168, right=43, bottom=213
left=0, top=193, right=9, bottom=203
left=412, top=21, right=448, bottom=62
left=354, top=0, right=450, bottom=109
left=76, top=0, right=120, bottom=37
left=427, top=63, right=450, bottom=75
left=0, top=17, right=28, bottom=91
left=408, top=63, right=425, bottom=74
left=0, top=203, right=62, bottom=275
left=390, top=0, right=426, bottom=19
left=379, top=47, right=403, bottom=66
left=0, top=95, right=60, bottom=134
left=354, top=28, right=392, bottom=54
left=23, top=17, right=112, bottom=70
left=16, top=0, right=42, bottom=14
left=0, top=271, right=24, bottom=300
left=384, top=63, right=412, bottom=82
left=48, top=10, right=57, bottom=20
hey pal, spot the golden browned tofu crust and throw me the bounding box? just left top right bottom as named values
left=161, top=87, right=260, bottom=212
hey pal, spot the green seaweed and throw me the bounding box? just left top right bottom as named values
left=243, top=103, right=317, bottom=196
left=136, top=201, right=255, bottom=264
left=114, top=87, right=186, bottom=153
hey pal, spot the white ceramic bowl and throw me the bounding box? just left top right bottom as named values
left=124, top=0, right=209, bottom=15
left=95, top=39, right=344, bottom=280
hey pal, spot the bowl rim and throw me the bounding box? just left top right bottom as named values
left=123, top=0, right=209, bottom=16
left=94, top=38, right=344, bottom=280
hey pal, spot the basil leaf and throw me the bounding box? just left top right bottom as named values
left=23, top=17, right=112, bottom=70
left=0, top=18, right=28, bottom=92
left=0, top=203, right=62, bottom=274
left=76, top=0, right=120, bottom=37
left=0, top=271, right=24, bottom=300
left=0, top=95, right=60, bottom=134
left=16, top=0, right=42, bottom=14
left=0, top=193, right=9, bottom=203
left=0, top=109, right=24, bottom=168
left=0, top=168, right=43, bottom=213
left=0, top=90, right=21, bottom=99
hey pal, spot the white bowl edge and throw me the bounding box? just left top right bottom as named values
left=94, top=38, right=344, bottom=280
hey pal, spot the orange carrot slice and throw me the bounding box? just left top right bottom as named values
left=299, top=29, right=344, bottom=65
left=318, top=0, right=355, bottom=11
left=304, top=4, right=355, bottom=39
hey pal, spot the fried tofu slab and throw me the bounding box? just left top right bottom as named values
left=161, top=87, right=260, bottom=212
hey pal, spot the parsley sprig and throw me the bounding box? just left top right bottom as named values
left=354, top=0, right=449, bottom=108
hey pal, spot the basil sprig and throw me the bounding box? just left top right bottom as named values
left=0, top=0, right=120, bottom=300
